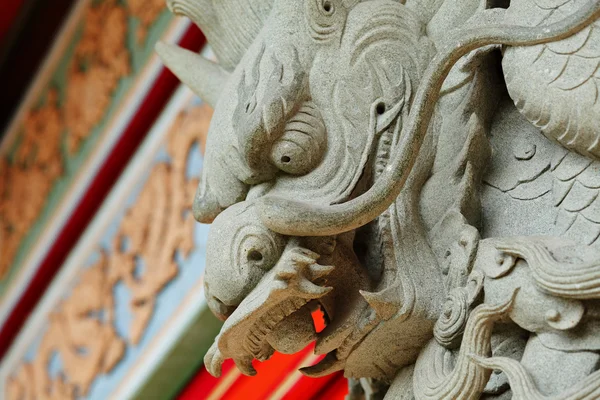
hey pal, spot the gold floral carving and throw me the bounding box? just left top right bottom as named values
left=5, top=104, right=212, bottom=400
left=126, top=0, right=167, bottom=43
left=0, top=0, right=168, bottom=279
left=65, top=0, right=130, bottom=154
left=0, top=90, right=63, bottom=278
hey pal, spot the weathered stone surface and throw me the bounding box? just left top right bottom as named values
left=158, top=0, right=600, bottom=398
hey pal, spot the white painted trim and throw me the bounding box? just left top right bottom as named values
left=112, top=283, right=208, bottom=400
left=0, top=85, right=196, bottom=393
left=0, top=15, right=192, bottom=328
left=110, top=45, right=221, bottom=400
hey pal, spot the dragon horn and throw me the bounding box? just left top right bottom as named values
left=166, top=0, right=274, bottom=71
left=155, top=42, right=228, bottom=107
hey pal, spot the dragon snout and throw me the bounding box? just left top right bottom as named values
left=192, top=188, right=224, bottom=224
left=205, top=280, right=238, bottom=321
left=207, top=293, right=238, bottom=321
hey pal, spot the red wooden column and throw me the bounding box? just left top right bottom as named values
left=177, top=308, right=348, bottom=399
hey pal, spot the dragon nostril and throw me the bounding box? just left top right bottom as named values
left=270, top=101, right=326, bottom=176
left=248, top=250, right=264, bottom=262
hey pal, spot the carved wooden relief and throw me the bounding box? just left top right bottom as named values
left=65, top=0, right=130, bottom=154
left=0, top=0, right=171, bottom=281
left=4, top=103, right=212, bottom=400
left=126, top=0, right=168, bottom=43
left=0, top=90, right=63, bottom=278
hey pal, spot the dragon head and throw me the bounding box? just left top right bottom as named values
left=157, top=0, right=431, bottom=223
left=202, top=200, right=372, bottom=376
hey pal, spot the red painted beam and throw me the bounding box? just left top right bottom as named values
left=178, top=347, right=321, bottom=399
left=0, top=0, right=26, bottom=44
left=222, top=349, right=317, bottom=399
left=280, top=372, right=341, bottom=399
left=0, top=24, right=206, bottom=361
left=178, top=361, right=237, bottom=400
left=314, top=375, right=348, bottom=400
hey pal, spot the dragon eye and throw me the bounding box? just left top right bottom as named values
left=237, top=231, right=285, bottom=272
left=323, top=0, right=333, bottom=13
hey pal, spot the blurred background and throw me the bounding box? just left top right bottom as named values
left=0, top=1, right=347, bottom=399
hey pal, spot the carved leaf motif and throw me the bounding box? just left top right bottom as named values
left=0, top=90, right=63, bottom=278
left=502, top=0, right=600, bottom=160
left=6, top=255, right=126, bottom=399
left=125, top=0, right=166, bottom=43
left=65, top=0, right=130, bottom=154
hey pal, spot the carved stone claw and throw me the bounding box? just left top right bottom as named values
left=234, top=356, right=257, bottom=377
left=204, top=341, right=225, bottom=378
left=274, top=247, right=335, bottom=298
left=309, top=263, right=335, bottom=280
left=300, top=352, right=345, bottom=378
left=274, top=247, right=320, bottom=280
left=289, top=247, right=321, bottom=268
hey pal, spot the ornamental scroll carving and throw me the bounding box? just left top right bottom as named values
left=5, top=104, right=211, bottom=400
left=157, top=0, right=600, bottom=398
left=0, top=0, right=169, bottom=280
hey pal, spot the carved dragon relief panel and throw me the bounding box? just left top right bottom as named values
left=4, top=104, right=211, bottom=400
left=0, top=0, right=173, bottom=284
left=157, top=0, right=600, bottom=398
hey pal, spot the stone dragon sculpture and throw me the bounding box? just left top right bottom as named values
left=157, top=0, right=600, bottom=398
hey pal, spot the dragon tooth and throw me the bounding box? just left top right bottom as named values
left=255, top=344, right=275, bottom=362
left=245, top=343, right=260, bottom=355
left=282, top=299, right=297, bottom=315
left=234, top=356, right=257, bottom=377
left=308, top=263, right=335, bottom=279
left=262, top=312, right=278, bottom=329
left=270, top=304, right=286, bottom=320
left=293, top=297, right=308, bottom=309
left=299, top=352, right=345, bottom=378
left=204, top=343, right=225, bottom=378
left=246, top=332, right=261, bottom=347
left=257, top=323, right=271, bottom=335
left=298, top=279, right=333, bottom=298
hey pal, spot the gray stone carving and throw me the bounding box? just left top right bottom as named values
left=157, top=0, right=600, bottom=398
